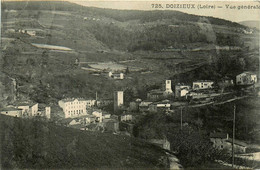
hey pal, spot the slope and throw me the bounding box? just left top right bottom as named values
left=0, top=114, right=168, bottom=169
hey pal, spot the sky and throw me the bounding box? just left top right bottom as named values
left=2, top=0, right=260, bottom=22
left=68, top=0, right=260, bottom=22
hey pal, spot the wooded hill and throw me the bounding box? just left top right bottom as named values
left=1, top=114, right=168, bottom=169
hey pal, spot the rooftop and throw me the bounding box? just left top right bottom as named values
left=193, top=80, right=214, bottom=83
left=61, top=98, right=86, bottom=102
left=0, top=107, right=23, bottom=112
left=209, top=132, right=228, bottom=139
left=226, top=139, right=247, bottom=147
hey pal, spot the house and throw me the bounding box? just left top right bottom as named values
left=15, top=102, right=38, bottom=117
left=103, top=119, right=119, bottom=132
left=210, top=133, right=247, bottom=153
left=186, top=91, right=210, bottom=100
left=85, top=99, right=96, bottom=108
left=236, top=72, right=257, bottom=85
left=120, top=114, right=133, bottom=122
left=175, top=84, right=191, bottom=98
left=103, top=113, right=111, bottom=119
left=109, top=72, right=124, bottom=80
left=210, top=133, right=229, bottom=149
left=97, top=98, right=113, bottom=107
left=92, top=110, right=103, bottom=122
left=149, top=100, right=171, bottom=113
left=58, top=98, right=87, bottom=118
left=193, top=80, right=214, bottom=90
left=0, top=107, right=23, bottom=117
left=139, top=101, right=153, bottom=112
left=69, top=119, right=81, bottom=126
left=84, top=115, right=96, bottom=124
left=26, top=30, right=36, bottom=36
left=148, top=138, right=171, bottom=151
left=147, top=90, right=165, bottom=101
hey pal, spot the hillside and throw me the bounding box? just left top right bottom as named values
left=239, top=20, right=260, bottom=30
left=1, top=1, right=259, bottom=106
left=0, top=114, right=168, bottom=169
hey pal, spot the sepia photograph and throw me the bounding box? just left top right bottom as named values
left=0, top=0, right=260, bottom=169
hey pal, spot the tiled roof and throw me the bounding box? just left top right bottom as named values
left=226, top=139, right=247, bottom=147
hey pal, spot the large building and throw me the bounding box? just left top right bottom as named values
left=114, top=91, right=124, bottom=111
left=192, top=80, right=214, bottom=90
left=236, top=72, right=257, bottom=85
left=0, top=107, right=23, bottom=117
left=58, top=98, right=87, bottom=118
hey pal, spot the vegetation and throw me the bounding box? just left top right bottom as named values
left=1, top=114, right=167, bottom=169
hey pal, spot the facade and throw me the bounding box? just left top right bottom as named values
left=45, top=107, right=51, bottom=119
left=114, top=91, right=124, bottom=111
left=175, top=84, right=191, bottom=98
left=193, top=80, right=214, bottom=90
left=30, top=103, right=39, bottom=116
left=120, top=114, right=133, bottom=122
left=236, top=72, right=257, bottom=85
left=97, top=99, right=113, bottom=107
left=0, top=107, right=23, bottom=117
left=103, top=113, right=111, bottom=119
left=58, top=98, right=87, bottom=118
left=109, top=72, right=124, bottom=80
left=165, top=80, right=173, bottom=94
left=86, top=100, right=96, bottom=108
left=139, top=101, right=153, bottom=112
left=147, top=90, right=164, bottom=101
left=17, top=105, right=30, bottom=116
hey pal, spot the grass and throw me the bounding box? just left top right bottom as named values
left=0, top=114, right=168, bottom=169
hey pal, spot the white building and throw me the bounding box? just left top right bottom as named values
left=114, top=91, right=124, bottom=111
left=109, top=72, right=124, bottom=80
left=193, top=80, right=214, bottom=90
left=0, top=107, right=23, bottom=117
left=45, top=107, right=51, bottom=119
left=175, top=84, right=191, bottom=98
left=92, top=110, right=103, bottom=122
left=165, top=80, right=173, bottom=94
left=58, top=98, right=87, bottom=118
left=16, top=102, right=38, bottom=117
left=120, top=114, right=133, bottom=122
left=26, top=30, right=36, bottom=36
left=236, top=72, right=257, bottom=85
left=30, top=103, right=39, bottom=116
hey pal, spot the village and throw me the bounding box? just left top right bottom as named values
left=1, top=70, right=259, bottom=157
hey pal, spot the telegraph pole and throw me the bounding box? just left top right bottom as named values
left=232, top=103, right=236, bottom=168
left=180, top=107, right=183, bottom=130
